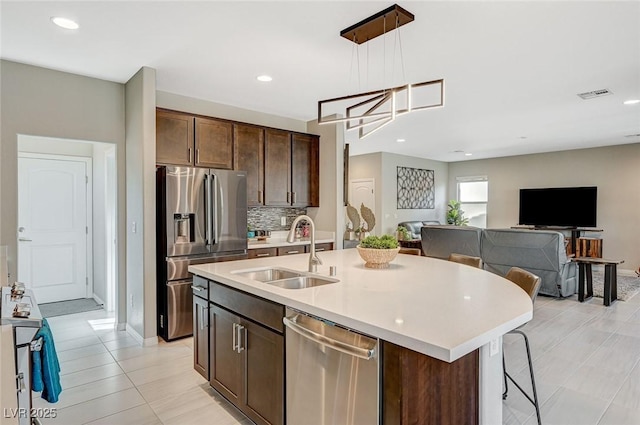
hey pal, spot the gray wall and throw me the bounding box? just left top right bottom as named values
left=307, top=118, right=343, bottom=247
left=349, top=152, right=448, bottom=235
left=448, top=143, right=640, bottom=269
left=0, top=61, right=126, bottom=325
left=125, top=67, right=157, bottom=341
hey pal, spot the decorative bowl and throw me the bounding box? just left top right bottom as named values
left=356, top=246, right=401, bottom=269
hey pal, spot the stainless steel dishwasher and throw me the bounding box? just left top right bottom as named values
left=284, top=308, right=379, bottom=425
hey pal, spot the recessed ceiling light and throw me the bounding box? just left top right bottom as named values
left=623, top=99, right=640, bottom=105
left=51, top=17, right=79, bottom=30
left=396, top=138, right=405, bottom=143
left=465, top=153, right=473, bottom=156
left=256, top=75, right=272, bottom=82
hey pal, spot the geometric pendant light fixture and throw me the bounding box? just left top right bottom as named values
left=318, top=4, right=445, bottom=139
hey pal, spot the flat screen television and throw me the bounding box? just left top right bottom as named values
left=519, top=186, right=597, bottom=228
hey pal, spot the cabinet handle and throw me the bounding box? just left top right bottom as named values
left=232, top=323, right=237, bottom=351
left=258, top=190, right=263, bottom=204
left=292, top=192, right=296, bottom=204
left=188, top=147, right=192, bottom=163
left=286, top=250, right=299, bottom=254
left=196, top=148, right=200, bottom=164
left=316, top=248, right=325, bottom=252
left=236, top=324, right=245, bottom=353
left=200, top=307, right=209, bottom=330
left=286, top=192, right=290, bottom=203
left=256, top=253, right=271, bottom=257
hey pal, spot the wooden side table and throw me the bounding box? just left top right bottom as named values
left=399, top=239, right=423, bottom=255
left=572, top=257, right=624, bottom=306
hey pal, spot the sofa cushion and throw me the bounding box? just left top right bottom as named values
left=420, top=225, right=482, bottom=260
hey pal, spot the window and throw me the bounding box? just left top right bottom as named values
left=457, top=177, right=488, bottom=228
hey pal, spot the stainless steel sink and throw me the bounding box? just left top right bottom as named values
left=234, top=268, right=302, bottom=282
left=232, top=267, right=338, bottom=289
left=268, top=276, right=338, bottom=289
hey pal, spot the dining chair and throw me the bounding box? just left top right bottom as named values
left=448, top=253, right=483, bottom=268
left=503, top=266, right=542, bottom=425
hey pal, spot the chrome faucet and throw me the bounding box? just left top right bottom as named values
left=287, top=215, right=323, bottom=273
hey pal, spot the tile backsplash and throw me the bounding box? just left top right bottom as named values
left=248, top=207, right=307, bottom=231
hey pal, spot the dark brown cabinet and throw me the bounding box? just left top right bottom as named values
left=247, top=247, right=278, bottom=259
left=193, top=295, right=209, bottom=380
left=291, top=133, right=320, bottom=207
left=156, top=110, right=193, bottom=166
left=264, top=130, right=319, bottom=207
left=208, top=282, right=284, bottom=425
left=194, top=117, right=233, bottom=169
left=234, top=124, right=265, bottom=206
left=277, top=246, right=305, bottom=256
left=156, top=110, right=233, bottom=169
left=157, top=108, right=319, bottom=206
left=264, top=129, right=291, bottom=206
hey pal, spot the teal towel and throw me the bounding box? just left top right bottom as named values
left=32, top=318, right=62, bottom=403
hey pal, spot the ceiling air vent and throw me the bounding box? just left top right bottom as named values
left=577, top=89, right=613, bottom=100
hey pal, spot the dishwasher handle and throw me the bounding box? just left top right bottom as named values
left=283, top=316, right=375, bottom=360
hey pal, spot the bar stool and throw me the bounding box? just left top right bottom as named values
left=503, top=267, right=542, bottom=425
left=448, top=253, right=483, bottom=268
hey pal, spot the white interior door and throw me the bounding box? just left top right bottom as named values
left=18, top=155, right=89, bottom=303
left=350, top=178, right=375, bottom=230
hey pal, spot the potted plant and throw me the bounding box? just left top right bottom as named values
left=356, top=235, right=401, bottom=269
left=396, top=226, right=411, bottom=241
left=446, top=200, right=469, bottom=226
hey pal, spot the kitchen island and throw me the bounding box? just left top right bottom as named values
left=189, top=248, right=532, bottom=425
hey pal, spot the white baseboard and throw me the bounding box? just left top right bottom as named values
left=126, top=325, right=158, bottom=347
left=92, top=294, right=105, bottom=307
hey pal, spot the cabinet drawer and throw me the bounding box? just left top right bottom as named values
left=314, top=243, right=334, bottom=252
left=248, top=248, right=278, bottom=259
left=209, top=281, right=284, bottom=333
left=277, top=246, right=304, bottom=256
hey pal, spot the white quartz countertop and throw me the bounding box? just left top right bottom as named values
left=188, top=249, right=532, bottom=362
left=247, top=230, right=334, bottom=249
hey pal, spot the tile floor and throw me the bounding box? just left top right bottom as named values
left=33, top=290, right=640, bottom=425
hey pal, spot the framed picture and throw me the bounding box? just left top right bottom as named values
left=397, top=166, right=435, bottom=209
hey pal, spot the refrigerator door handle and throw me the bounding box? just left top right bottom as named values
left=205, top=174, right=212, bottom=245
left=212, top=173, right=222, bottom=245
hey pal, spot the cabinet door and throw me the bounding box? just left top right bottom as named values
left=210, top=305, right=242, bottom=405
left=234, top=124, right=265, bottom=206
left=264, top=129, right=291, bottom=206
left=193, top=296, right=209, bottom=380
left=156, top=110, right=193, bottom=166
left=291, top=134, right=319, bottom=207
left=242, top=320, right=284, bottom=425
left=195, top=117, right=233, bottom=169
left=277, top=246, right=304, bottom=256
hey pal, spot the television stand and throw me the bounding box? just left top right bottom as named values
left=511, top=226, right=603, bottom=257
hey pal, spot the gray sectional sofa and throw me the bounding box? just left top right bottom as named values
left=398, top=221, right=441, bottom=240
left=420, top=226, right=577, bottom=297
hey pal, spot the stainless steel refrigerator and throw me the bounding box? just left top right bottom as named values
left=156, top=166, right=248, bottom=341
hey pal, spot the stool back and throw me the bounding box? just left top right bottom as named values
left=448, top=253, right=483, bottom=269
left=505, top=267, right=542, bottom=303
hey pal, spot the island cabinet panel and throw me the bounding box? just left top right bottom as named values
left=243, top=320, right=284, bottom=425
left=194, top=117, right=233, bottom=169
left=234, top=124, right=265, bottom=206
left=277, top=246, right=305, bottom=256
left=209, top=305, right=243, bottom=406
left=291, top=133, right=319, bottom=207
left=264, top=129, right=292, bottom=206
left=156, top=110, right=193, bottom=166
left=382, top=341, right=479, bottom=425
left=208, top=280, right=285, bottom=425
left=193, top=295, right=209, bottom=380
left=248, top=247, right=278, bottom=259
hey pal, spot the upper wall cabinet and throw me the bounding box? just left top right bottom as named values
left=195, top=117, right=233, bottom=169
left=156, top=110, right=233, bottom=169
left=234, top=124, right=265, bottom=207
left=156, top=110, right=194, bottom=166
left=157, top=108, right=319, bottom=207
